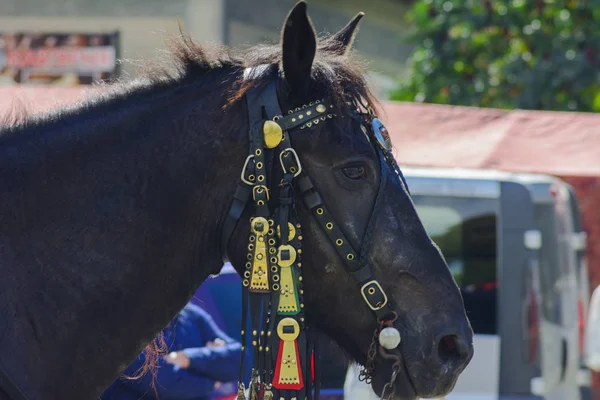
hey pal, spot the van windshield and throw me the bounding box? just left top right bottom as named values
left=411, top=195, right=499, bottom=335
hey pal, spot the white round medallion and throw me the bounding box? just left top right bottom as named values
left=379, top=327, right=401, bottom=350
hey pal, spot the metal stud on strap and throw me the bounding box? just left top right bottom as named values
left=263, top=120, right=283, bottom=149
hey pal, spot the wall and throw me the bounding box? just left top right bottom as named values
left=0, top=0, right=225, bottom=79
left=0, top=0, right=410, bottom=98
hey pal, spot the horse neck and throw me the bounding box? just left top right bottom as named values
left=0, top=71, right=248, bottom=399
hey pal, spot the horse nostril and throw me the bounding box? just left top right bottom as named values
left=437, top=333, right=470, bottom=365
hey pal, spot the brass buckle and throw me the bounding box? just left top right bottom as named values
left=252, top=185, right=270, bottom=201
left=240, top=154, right=255, bottom=186
left=360, top=280, right=388, bottom=311
left=279, top=148, right=302, bottom=178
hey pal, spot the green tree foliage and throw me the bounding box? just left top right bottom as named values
left=391, top=0, right=600, bottom=112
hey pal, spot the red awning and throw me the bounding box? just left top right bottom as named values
left=382, top=101, right=600, bottom=177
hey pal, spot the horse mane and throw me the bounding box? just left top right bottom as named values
left=133, top=33, right=381, bottom=124
left=0, top=97, right=29, bottom=128
left=0, top=31, right=380, bottom=394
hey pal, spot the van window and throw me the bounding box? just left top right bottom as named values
left=412, top=196, right=498, bottom=335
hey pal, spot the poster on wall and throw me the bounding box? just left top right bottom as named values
left=0, top=31, right=120, bottom=86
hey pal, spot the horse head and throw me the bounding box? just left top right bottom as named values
left=225, top=2, right=474, bottom=399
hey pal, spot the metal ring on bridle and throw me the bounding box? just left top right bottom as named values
left=279, top=148, right=302, bottom=177
left=240, top=154, right=256, bottom=185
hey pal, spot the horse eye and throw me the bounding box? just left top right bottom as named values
left=342, top=165, right=367, bottom=180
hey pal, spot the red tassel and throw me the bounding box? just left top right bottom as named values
left=257, top=383, right=265, bottom=399
left=311, top=352, right=315, bottom=383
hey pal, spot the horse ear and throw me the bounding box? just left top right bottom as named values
left=326, top=12, right=365, bottom=55
left=281, top=1, right=317, bottom=95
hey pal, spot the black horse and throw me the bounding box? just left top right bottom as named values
left=0, top=2, right=473, bottom=399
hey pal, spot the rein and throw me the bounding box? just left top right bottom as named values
left=221, top=68, right=405, bottom=400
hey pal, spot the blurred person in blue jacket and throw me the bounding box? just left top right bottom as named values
left=101, top=301, right=242, bottom=400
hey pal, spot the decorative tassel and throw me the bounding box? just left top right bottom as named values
left=248, top=384, right=258, bottom=400
left=250, top=387, right=258, bottom=400
left=236, top=382, right=247, bottom=400
left=248, top=370, right=259, bottom=400
left=273, top=318, right=304, bottom=390
left=263, top=385, right=273, bottom=400
left=277, top=245, right=300, bottom=315
left=249, top=217, right=270, bottom=293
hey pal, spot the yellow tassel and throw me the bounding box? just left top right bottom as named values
left=236, top=383, right=246, bottom=400
left=263, top=389, right=273, bottom=400
left=249, top=372, right=259, bottom=400
left=249, top=384, right=258, bottom=400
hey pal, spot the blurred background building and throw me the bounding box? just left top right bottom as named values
left=0, top=0, right=416, bottom=97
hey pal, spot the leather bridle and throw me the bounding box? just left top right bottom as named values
left=221, top=68, right=405, bottom=320
left=220, top=67, right=406, bottom=400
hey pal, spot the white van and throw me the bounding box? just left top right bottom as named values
left=341, top=166, right=592, bottom=400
